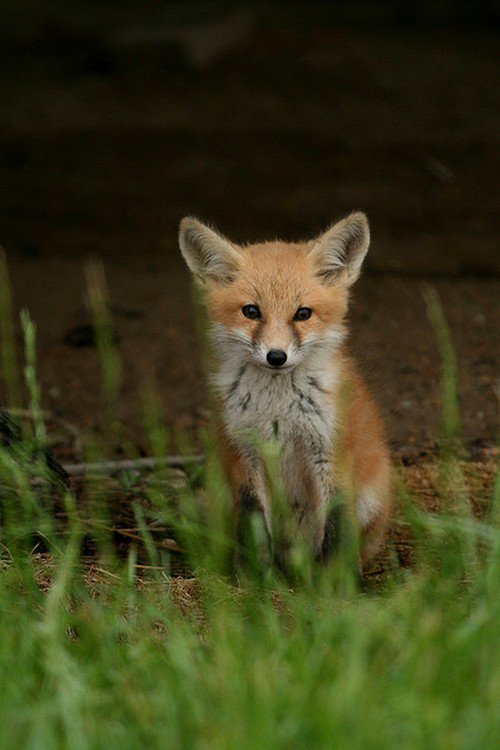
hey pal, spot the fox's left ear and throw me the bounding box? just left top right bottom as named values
left=309, top=212, right=370, bottom=286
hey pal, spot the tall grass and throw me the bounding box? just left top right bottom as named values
left=0, top=266, right=498, bottom=750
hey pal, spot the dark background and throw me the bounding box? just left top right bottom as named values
left=0, top=1, right=498, bottom=453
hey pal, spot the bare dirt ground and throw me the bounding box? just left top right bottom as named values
left=0, top=11, right=498, bottom=466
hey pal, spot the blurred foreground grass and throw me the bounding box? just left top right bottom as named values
left=0, top=262, right=498, bottom=749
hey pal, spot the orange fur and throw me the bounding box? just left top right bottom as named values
left=179, top=213, right=392, bottom=566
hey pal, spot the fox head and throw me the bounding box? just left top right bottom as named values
left=178, top=213, right=370, bottom=373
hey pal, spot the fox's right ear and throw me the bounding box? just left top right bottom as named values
left=178, top=217, right=242, bottom=284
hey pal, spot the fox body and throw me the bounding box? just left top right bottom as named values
left=179, top=212, right=391, bottom=565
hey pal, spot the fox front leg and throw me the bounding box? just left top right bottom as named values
left=298, top=479, right=356, bottom=567
left=226, top=447, right=273, bottom=576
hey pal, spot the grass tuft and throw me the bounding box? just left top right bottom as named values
left=0, top=269, right=497, bottom=749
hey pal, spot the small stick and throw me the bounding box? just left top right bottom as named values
left=62, top=455, right=204, bottom=477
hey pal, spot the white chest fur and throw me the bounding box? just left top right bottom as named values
left=215, top=360, right=337, bottom=452
left=215, top=359, right=339, bottom=517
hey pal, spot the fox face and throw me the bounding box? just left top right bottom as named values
left=179, top=213, right=370, bottom=373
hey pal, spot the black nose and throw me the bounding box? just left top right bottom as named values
left=266, top=349, right=287, bottom=367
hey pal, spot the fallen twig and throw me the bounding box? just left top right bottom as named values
left=62, top=455, right=204, bottom=477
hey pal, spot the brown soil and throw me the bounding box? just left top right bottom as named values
left=0, top=18, right=498, bottom=457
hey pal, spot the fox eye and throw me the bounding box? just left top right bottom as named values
left=294, top=307, right=312, bottom=322
left=242, top=304, right=261, bottom=320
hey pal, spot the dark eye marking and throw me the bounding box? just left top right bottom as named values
left=242, top=304, right=261, bottom=320
left=294, top=307, right=312, bottom=322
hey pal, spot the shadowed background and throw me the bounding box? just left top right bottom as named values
left=0, top=1, right=498, bottom=452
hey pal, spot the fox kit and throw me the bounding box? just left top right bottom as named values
left=179, top=212, right=391, bottom=567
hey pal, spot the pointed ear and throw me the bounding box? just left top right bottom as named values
left=309, top=212, right=370, bottom=286
left=178, top=217, right=242, bottom=283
